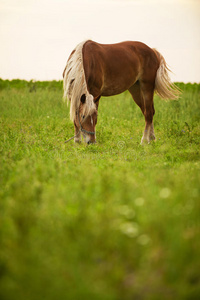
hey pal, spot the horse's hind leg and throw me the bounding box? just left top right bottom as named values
left=129, top=81, right=155, bottom=143
left=140, top=81, right=156, bottom=143
left=128, top=81, right=145, bottom=114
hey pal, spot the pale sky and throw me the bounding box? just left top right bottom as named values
left=0, top=0, right=200, bottom=82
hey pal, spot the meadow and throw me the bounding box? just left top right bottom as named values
left=0, top=79, right=199, bottom=300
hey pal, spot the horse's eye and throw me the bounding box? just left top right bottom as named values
left=82, top=115, right=85, bottom=119
left=81, top=94, right=86, bottom=104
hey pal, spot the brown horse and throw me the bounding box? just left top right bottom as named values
left=63, top=40, right=180, bottom=144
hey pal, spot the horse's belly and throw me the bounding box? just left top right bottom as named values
left=101, top=85, right=130, bottom=96
left=101, top=69, right=139, bottom=96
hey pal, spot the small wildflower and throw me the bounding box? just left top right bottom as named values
left=137, top=234, right=151, bottom=245
left=160, top=188, right=171, bottom=198
left=119, top=222, right=139, bottom=238
left=118, top=205, right=135, bottom=218
left=135, top=197, right=145, bottom=206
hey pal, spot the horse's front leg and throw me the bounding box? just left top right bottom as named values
left=74, top=121, right=81, bottom=143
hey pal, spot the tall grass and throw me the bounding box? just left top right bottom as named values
left=0, top=80, right=200, bottom=300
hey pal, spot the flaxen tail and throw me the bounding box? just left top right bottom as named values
left=153, top=49, right=181, bottom=100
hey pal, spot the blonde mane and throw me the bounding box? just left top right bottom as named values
left=63, top=40, right=96, bottom=122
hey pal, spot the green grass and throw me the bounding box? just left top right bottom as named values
left=0, top=80, right=200, bottom=300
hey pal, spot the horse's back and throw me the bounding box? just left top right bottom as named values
left=83, top=40, right=159, bottom=97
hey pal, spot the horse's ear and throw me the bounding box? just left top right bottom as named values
left=80, top=94, right=86, bottom=104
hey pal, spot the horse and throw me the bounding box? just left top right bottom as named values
left=63, top=40, right=180, bottom=144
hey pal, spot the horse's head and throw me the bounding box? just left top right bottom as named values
left=75, top=94, right=98, bottom=144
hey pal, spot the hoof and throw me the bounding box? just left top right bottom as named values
left=141, top=135, right=156, bottom=145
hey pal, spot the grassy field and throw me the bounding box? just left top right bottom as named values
left=0, top=79, right=200, bottom=300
